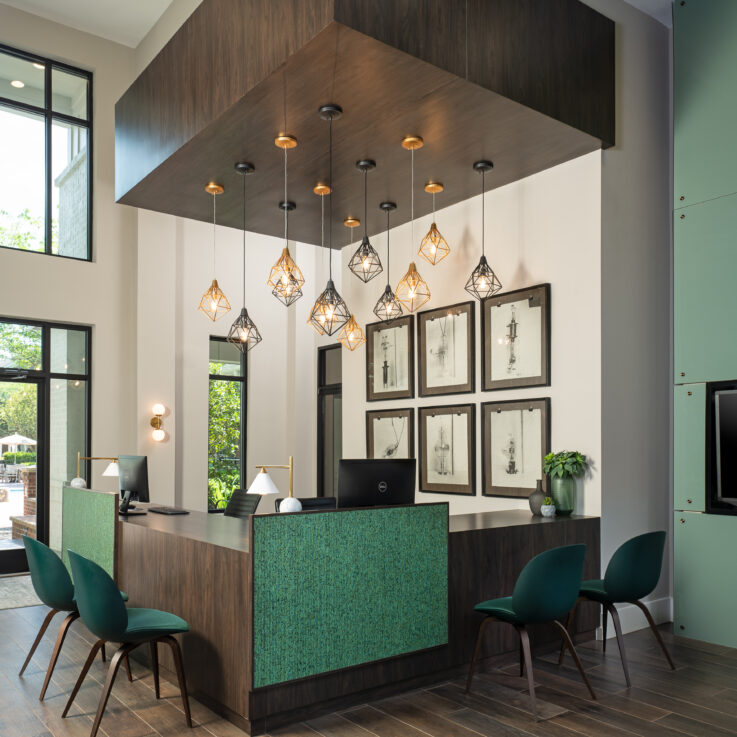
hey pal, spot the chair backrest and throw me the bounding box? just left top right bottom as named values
left=512, top=544, right=586, bottom=624
left=23, top=536, right=76, bottom=611
left=224, top=489, right=261, bottom=518
left=274, top=497, right=337, bottom=513
left=603, top=530, right=666, bottom=602
left=68, top=550, right=128, bottom=642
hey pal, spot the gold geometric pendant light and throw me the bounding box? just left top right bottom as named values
left=337, top=314, right=366, bottom=351
left=419, top=181, right=450, bottom=265
left=198, top=182, right=231, bottom=321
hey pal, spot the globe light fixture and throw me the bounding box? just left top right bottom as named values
left=198, top=182, right=231, bottom=321
left=348, top=159, right=383, bottom=282
left=419, top=181, right=450, bottom=265
left=373, top=201, right=404, bottom=322
left=465, top=160, right=503, bottom=300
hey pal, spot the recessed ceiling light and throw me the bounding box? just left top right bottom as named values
left=10, top=80, right=25, bottom=88
left=32, top=63, right=45, bottom=70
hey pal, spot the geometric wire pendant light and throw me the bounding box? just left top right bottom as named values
left=227, top=161, right=262, bottom=353
left=269, top=134, right=305, bottom=306
left=308, top=103, right=351, bottom=337
left=198, top=182, right=231, bottom=321
left=418, top=181, right=450, bottom=265
left=373, top=201, right=404, bottom=322
left=395, top=135, right=431, bottom=313
left=348, top=159, right=383, bottom=282
left=337, top=314, right=366, bottom=351
left=307, top=182, right=331, bottom=335
left=465, top=159, right=503, bottom=301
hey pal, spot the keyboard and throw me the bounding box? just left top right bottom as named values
left=148, top=506, right=189, bottom=515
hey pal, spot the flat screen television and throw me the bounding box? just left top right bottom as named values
left=706, top=381, right=737, bottom=513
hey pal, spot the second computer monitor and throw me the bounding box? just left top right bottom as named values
left=337, top=459, right=415, bottom=509
left=118, top=455, right=150, bottom=503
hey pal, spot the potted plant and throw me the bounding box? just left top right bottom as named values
left=541, top=497, right=556, bottom=518
left=543, top=450, right=588, bottom=516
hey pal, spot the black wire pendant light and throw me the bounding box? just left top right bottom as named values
left=348, top=159, right=383, bottom=282
left=227, top=161, right=262, bottom=353
left=465, top=160, right=502, bottom=300
left=373, top=201, right=404, bottom=322
left=307, top=182, right=331, bottom=335
left=308, top=104, right=351, bottom=336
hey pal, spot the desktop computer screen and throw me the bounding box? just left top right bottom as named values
left=118, top=455, right=149, bottom=515
left=337, top=459, right=415, bottom=509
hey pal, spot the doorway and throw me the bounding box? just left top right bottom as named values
left=317, top=345, right=342, bottom=498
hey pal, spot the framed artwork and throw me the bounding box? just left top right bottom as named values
left=481, top=283, right=550, bottom=391
left=366, top=315, right=414, bottom=401
left=417, top=301, right=474, bottom=397
left=418, top=404, right=475, bottom=495
left=366, top=408, right=415, bottom=459
left=481, top=398, right=550, bottom=498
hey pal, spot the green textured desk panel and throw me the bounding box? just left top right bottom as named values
left=61, top=486, right=117, bottom=578
left=252, top=503, right=448, bottom=688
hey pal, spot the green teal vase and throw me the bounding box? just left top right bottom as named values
left=551, top=477, right=575, bottom=516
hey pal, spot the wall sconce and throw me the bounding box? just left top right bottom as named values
left=151, top=404, right=166, bottom=442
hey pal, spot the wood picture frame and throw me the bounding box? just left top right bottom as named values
left=417, top=300, right=475, bottom=397
left=481, top=397, right=551, bottom=498
left=481, top=283, right=550, bottom=391
left=365, top=315, right=414, bottom=401
left=366, top=408, right=415, bottom=459
left=418, top=403, right=475, bottom=496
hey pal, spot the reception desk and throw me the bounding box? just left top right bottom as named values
left=115, top=504, right=599, bottom=735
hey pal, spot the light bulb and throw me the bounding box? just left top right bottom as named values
left=387, top=303, right=393, bottom=314
left=152, top=403, right=165, bottom=416
left=10, top=80, right=24, bottom=88
left=363, top=258, right=370, bottom=271
left=430, top=244, right=437, bottom=254
left=210, top=299, right=218, bottom=310
left=152, top=428, right=165, bottom=442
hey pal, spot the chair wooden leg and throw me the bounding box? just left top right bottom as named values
left=558, top=597, right=581, bottom=665
left=602, top=603, right=608, bottom=653
left=465, top=617, right=493, bottom=693
left=516, top=625, right=537, bottom=721
left=519, top=636, right=524, bottom=676
left=100, top=643, right=106, bottom=663
left=123, top=653, right=133, bottom=682
left=605, top=602, right=631, bottom=687
left=19, top=608, right=57, bottom=676
left=89, top=644, right=135, bottom=737
left=554, top=620, right=597, bottom=700
left=630, top=599, right=675, bottom=670
left=160, top=636, right=192, bottom=727
left=150, top=640, right=160, bottom=698
left=62, top=639, right=105, bottom=718
left=40, top=611, right=79, bottom=700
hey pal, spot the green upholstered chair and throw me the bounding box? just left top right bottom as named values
left=64, top=550, right=192, bottom=737
left=466, top=544, right=595, bottom=720
left=20, top=536, right=131, bottom=700
left=560, top=530, right=673, bottom=687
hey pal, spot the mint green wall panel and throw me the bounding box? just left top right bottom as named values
left=674, top=0, right=737, bottom=209
left=61, top=486, right=117, bottom=578
left=673, top=384, right=706, bottom=512
left=674, top=194, right=737, bottom=383
left=674, top=512, right=737, bottom=648
left=252, top=504, right=448, bottom=688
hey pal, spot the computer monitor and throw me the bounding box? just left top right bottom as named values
left=337, top=459, right=415, bottom=509
left=118, top=455, right=149, bottom=515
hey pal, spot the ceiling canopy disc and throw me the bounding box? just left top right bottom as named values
left=318, top=103, right=343, bottom=120
left=473, top=160, right=494, bottom=173
left=234, top=161, right=255, bottom=175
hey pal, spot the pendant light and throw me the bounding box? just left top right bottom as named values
left=227, top=161, right=262, bottom=353
left=268, top=134, right=305, bottom=306
left=307, top=182, right=331, bottom=335
left=337, top=216, right=367, bottom=350
left=198, top=182, right=231, bottom=321
left=373, top=201, right=404, bottom=322
left=465, top=160, right=502, bottom=300
left=308, top=104, right=351, bottom=336
left=347, top=159, right=383, bottom=282
left=395, top=135, right=431, bottom=313
left=419, top=181, right=450, bottom=265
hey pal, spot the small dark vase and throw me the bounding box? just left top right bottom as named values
left=529, top=479, right=545, bottom=516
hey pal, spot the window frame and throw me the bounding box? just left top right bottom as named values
left=208, top=337, right=247, bottom=505
left=0, top=42, right=93, bottom=262
left=317, top=344, right=342, bottom=497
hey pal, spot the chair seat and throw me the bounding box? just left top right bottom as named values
left=579, top=579, right=611, bottom=603
left=72, top=589, right=128, bottom=605
left=123, top=608, right=189, bottom=642
left=474, top=596, right=524, bottom=624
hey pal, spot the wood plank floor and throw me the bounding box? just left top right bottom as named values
left=3, top=605, right=737, bottom=737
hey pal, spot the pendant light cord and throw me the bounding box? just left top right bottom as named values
left=363, top=169, right=368, bottom=238
left=386, top=209, right=391, bottom=284
left=328, top=114, right=333, bottom=280
left=283, top=147, right=288, bottom=245
left=410, top=148, right=414, bottom=251
left=242, top=172, right=246, bottom=306
left=212, top=193, right=217, bottom=277
left=432, top=191, right=436, bottom=220
left=481, top=170, right=485, bottom=257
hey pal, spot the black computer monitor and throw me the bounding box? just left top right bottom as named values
left=337, top=459, right=415, bottom=509
left=118, top=455, right=149, bottom=515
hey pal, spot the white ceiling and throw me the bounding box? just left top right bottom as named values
left=623, top=0, right=673, bottom=26
left=0, top=0, right=174, bottom=47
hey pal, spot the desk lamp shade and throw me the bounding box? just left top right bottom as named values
left=247, top=468, right=280, bottom=496
left=102, top=462, right=119, bottom=477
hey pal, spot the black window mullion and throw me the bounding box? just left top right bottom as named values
left=44, top=62, right=52, bottom=256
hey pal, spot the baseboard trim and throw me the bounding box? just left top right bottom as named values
left=596, top=596, right=673, bottom=639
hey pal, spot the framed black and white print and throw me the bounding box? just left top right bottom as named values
left=417, top=301, right=474, bottom=397
left=481, top=283, right=550, bottom=391
left=419, top=404, right=475, bottom=495
left=366, top=315, right=414, bottom=401
left=481, top=398, right=550, bottom=498
left=366, top=408, right=414, bottom=459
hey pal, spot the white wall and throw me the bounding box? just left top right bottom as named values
left=341, top=153, right=602, bottom=516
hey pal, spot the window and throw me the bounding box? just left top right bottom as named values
left=317, top=345, right=342, bottom=497
left=0, top=44, right=92, bottom=260
left=208, top=338, right=246, bottom=510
